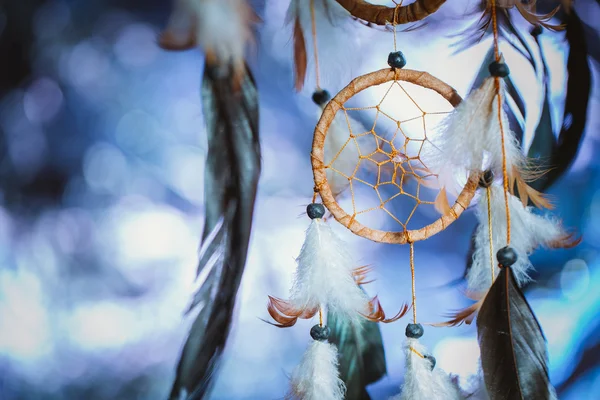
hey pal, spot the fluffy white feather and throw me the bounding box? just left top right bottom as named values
left=390, top=338, right=463, bottom=400
left=286, top=0, right=354, bottom=87
left=467, top=185, right=572, bottom=291
left=290, top=219, right=370, bottom=318
left=289, top=340, right=345, bottom=400
left=160, top=0, right=255, bottom=68
left=430, top=77, right=525, bottom=179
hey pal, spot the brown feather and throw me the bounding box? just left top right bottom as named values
left=293, top=17, right=307, bottom=92
left=434, top=187, right=452, bottom=216
left=352, top=265, right=374, bottom=285
left=265, top=296, right=319, bottom=327
left=362, top=296, right=409, bottom=323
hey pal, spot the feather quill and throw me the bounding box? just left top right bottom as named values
left=390, top=338, right=463, bottom=400
left=169, top=64, right=261, bottom=400
left=467, top=185, right=577, bottom=292
left=288, top=340, right=346, bottom=400
left=477, top=266, right=557, bottom=400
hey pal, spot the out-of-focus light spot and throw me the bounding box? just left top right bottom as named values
left=8, top=127, right=48, bottom=178
left=560, top=259, right=590, bottom=300
left=68, top=302, right=142, bottom=350
left=164, top=146, right=205, bottom=205
left=23, top=78, right=63, bottom=124
left=83, top=142, right=129, bottom=195
left=64, top=40, right=110, bottom=88
left=33, top=0, right=71, bottom=39
left=108, top=204, right=197, bottom=264
left=52, top=208, right=95, bottom=255
left=115, top=109, right=162, bottom=154
left=114, top=23, right=159, bottom=67
left=166, top=98, right=203, bottom=142
left=0, top=270, right=51, bottom=360
left=434, top=337, right=480, bottom=387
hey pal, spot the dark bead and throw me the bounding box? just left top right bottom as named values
left=531, top=25, right=543, bottom=37
left=424, top=354, right=436, bottom=370
left=405, top=323, right=424, bottom=338
left=489, top=61, right=510, bottom=78
left=479, top=170, right=494, bottom=188
left=388, top=51, right=407, bottom=69
left=310, top=324, right=330, bottom=341
left=312, top=89, right=331, bottom=106
left=306, top=203, right=325, bottom=219
left=497, top=246, right=518, bottom=268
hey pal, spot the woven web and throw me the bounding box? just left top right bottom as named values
left=324, top=79, right=454, bottom=231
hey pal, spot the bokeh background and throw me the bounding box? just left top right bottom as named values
left=0, top=0, right=599, bottom=399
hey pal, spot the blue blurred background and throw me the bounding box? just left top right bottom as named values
left=0, top=0, right=598, bottom=399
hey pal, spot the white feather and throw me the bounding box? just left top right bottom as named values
left=163, top=0, right=253, bottom=66
left=468, top=185, right=571, bottom=291
left=430, top=77, right=525, bottom=179
left=289, top=340, right=345, bottom=400
left=290, top=219, right=370, bottom=318
left=323, top=108, right=374, bottom=198
left=390, top=338, right=463, bottom=400
left=286, top=0, right=354, bottom=87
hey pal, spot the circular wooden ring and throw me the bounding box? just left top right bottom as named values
left=311, top=68, right=479, bottom=244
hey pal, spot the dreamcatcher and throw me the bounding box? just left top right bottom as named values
left=265, top=1, right=579, bottom=400
left=156, top=0, right=589, bottom=399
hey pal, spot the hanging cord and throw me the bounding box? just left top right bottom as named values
left=486, top=186, right=495, bottom=281
left=318, top=306, right=323, bottom=327
left=409, top=241, right=417, bottom=324
left=491, top=0, right=511, bottom=245
left=309, top=0, right=321, bottom=90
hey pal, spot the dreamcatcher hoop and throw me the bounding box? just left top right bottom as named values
left=311, top=68, right=480, bottom=244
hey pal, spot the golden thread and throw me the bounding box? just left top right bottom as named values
left=409, top=241, right=417, bottom=324
left=491, top=0, right=511, bottom=244
left=486, top=186, right=495, bottom=282
left=410, top=347, right=425, bottom=358
left=309, top=0, right=321, bottom=89
left=318, top=307, right=323, bottom=327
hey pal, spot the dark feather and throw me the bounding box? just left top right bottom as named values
left=477, top=267, right=556, bottom=400
left=327, top=293, right=387, bottom=400
left=529, top=11, right=591, bottom=191
left=169, top=64, right=261, bottom=400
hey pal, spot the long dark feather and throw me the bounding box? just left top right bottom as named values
left=169, top=63, right=261, bottom=400
left=327, top=297, right=386, bottom=400
left=477, top=267, right=556, bottom=400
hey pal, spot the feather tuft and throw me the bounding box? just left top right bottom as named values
left=363, top=296, right=410, bottom=323
left=288, top=340, right=346, bottom=400
left=390, top=338, right=463, bottom=400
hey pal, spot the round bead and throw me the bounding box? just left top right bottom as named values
left=424, top=354, right=436, bottom=370
left=405, top=323, right=424, bottom=339
left=306, top=203, right=325, bottom=219
left=478, top=170, right=494, bottom=188
left=312, top=89, right=331, bottom=106
left=531, top=25, right=543, bottom=37
left=388, top=51, right=407, bottom=69
left=497, top=246, right=518, bottom=268
left=489, top=61, right=510, bottom=78
left=310, top=324, right=330, bottom=341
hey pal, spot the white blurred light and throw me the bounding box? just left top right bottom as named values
left=23, top=77, right=64, bottom=124
left=0, top=270, right=51, bottom=360
left=65, top=40, right=110, bottom=88
left=164, top=146, right=205, bottom=205
left=115, top=109, right=162, bottom=154
left=83, top=142, right=129, bottom=194
left=114, top=23, right=159, bottom=67
left=560, top=259, right=590, bottom=301
left=434, top=336, right=480, bottom=387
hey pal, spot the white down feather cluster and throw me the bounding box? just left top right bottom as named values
left=289, top=218, right=370, bottom=320
left=467, top=185, right=573, bottom=292
left=390, top=338, right=463, bottom=400
left=430, top=77, right=526, bottom=180
left=289, top=340, right=345, bottom=400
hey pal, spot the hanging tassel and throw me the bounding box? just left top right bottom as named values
left=288, top=324, right=346, bottom=400
left=390, top=324, right=462, bottom=400
left=477, top=248, right=558, bottom=400
left=467, top=183, right=578, bottom=292
left=268, top=203, right=371, bottom=327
